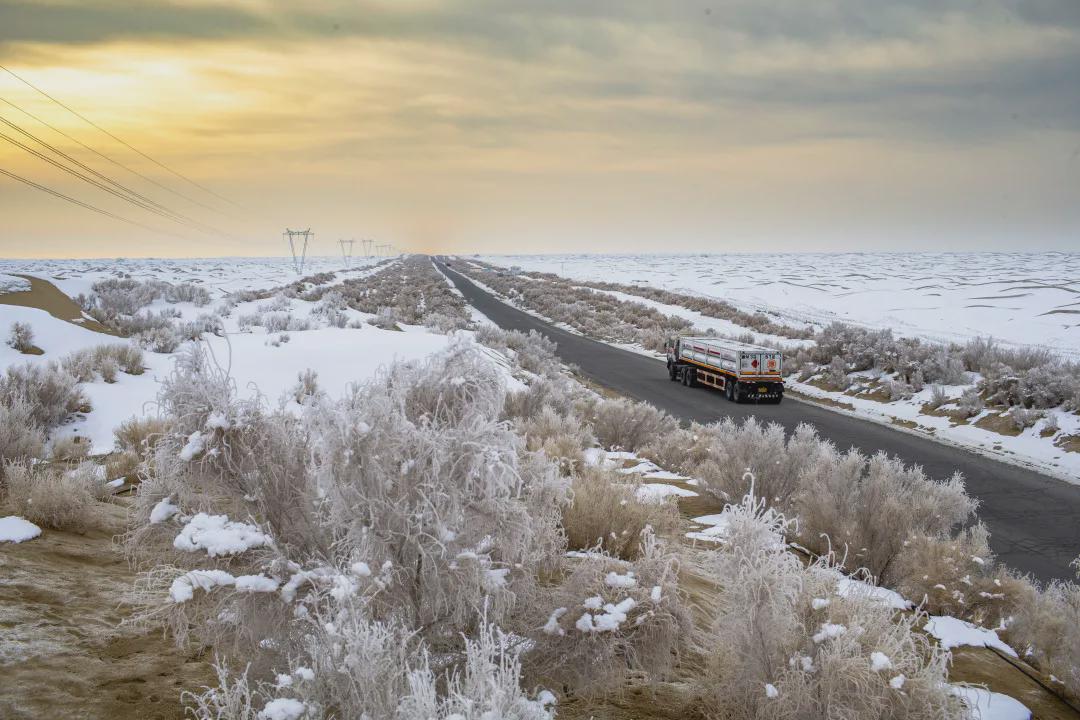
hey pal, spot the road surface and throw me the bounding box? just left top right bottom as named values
left=436, top=259, right=1080, bottom=583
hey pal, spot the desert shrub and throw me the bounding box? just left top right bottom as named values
left=957, top=387, right=984, bottom=417
left=885, top=379, right=914, bottom=401
left=367, top=306, right=400, bottom=330
left=424, top=311, right=469, bottom=334
left=923, top=348, right=967, bottom=385
left=927, top=384, right=949, bottom=409
left=689, top=419, right=829, bottom=506
left=291, top=369, right=319, bottom=404
left=115, top=416, right=170, bottom=457
left=697, top=489, right=963, bottom=719
left=0, top=397, right=45, bottom=470
left=590, top=397, right=678, bottom=452
left=61, top=349, right=97, bottom=382
left=520, top=530, right=691, bottom=696
left=517, top=406, right=593, bottom=471
left=1043, top=411, right=1060, bottom=434
left=7, top=321, right=35, bottom=353
left=1005, top=564, right=1080, bottom=700
left=136, top=325, right=183, bottom=353
left=560, top=467, right=679, bottom=560
left=99, top=356, right=120, bottom=383
left=106, top=450, right=142, bottom=483
left=169, top=282, right=211, bottom=306
left=891, top=524, right=1023, bottom=626
left=0, top=361, right=85, bottom=429
left=797, top=449, right=976, bottom=586
left=51, top=434, right=91, bottom=462
left=827, top=356, right=850, bottom=390
left=5, top=460, right=98, bottom=532
left=1011, top=406, right=1042, bottom=431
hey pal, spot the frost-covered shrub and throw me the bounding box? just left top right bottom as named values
left=697, top=490, right=963, bottom=719
left=51, top=434, right=91, bottom=462
left=927, top=384, right=949, bottom=409
left=590, top=398, right=677, bottom=452
left=136, top=325, right=183, bottom=353
left=891, top=524, right=1023, bottom=627
left=923, top=348, right=966, bottom=385
left=517, top=406, right=593, bottom=471
left=0, top=361, right=85, bottom=429
left=424, top=311, right=469, bottom=334
left=169, top=282, right=211, bottom=306
left=1043, top=411, right=1060, bottom=434
left=521, top=530, right=691, bottom=696
left=115, top=416, right=170, bottom=457
left=367, top=306, right=400, bottom=330
left=827, top=356, right=850, bottom=390
left=561, top=467, right=679, bottom=560
left=7, top=321, right=35, bottom=353
left=61, top=349, right=97, bottom=382
left=956, top=387, right=984, bottom=417
left=291, top=369, right=319, bottom=404
left=0, top=397, right=44, bottom=470
left=1011, top=407, right=1042, bottom=431
left=5, top=460, right=98, bottom=532
left=885, top=379, right=914, bottom=401
left=688, top=419, right=828, bottom=507
left=1005, top=564, right=1080, bottom=700
left=797, top=450, right=976, bottom=586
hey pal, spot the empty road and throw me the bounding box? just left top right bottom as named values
left=436, top=259, right=1080, bottom=583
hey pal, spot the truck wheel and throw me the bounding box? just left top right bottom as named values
left=668, top=363, right=678, bottom=381
left=687, top=369, right=697, bottom=388
left=725, top=380, right=734, bottom=401
left=732, top=383, right=742, bottom=403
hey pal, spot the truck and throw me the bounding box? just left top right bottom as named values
left=666, top=336, right=784, bottom=404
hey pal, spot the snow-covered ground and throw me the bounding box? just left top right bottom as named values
left=0, top=257, right=496, bottom=455
left=0, top=255, right=386, bottom=305
left=474, top=252, right=1080, bottom=358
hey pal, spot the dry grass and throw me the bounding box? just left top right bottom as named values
left=51, top=435, right=91, bottom=463
left=115, top=416, right=170, bottom=456
left=561, top=466, right=680, bottom=560
left=5, top=461, right=100, bottom=532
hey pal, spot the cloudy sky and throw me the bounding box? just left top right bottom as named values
left=0, top=0, right=1077, bottom=257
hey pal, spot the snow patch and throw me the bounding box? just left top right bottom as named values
left=0, top=516, right=42, bottom=543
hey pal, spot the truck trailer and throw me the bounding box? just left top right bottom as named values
left=666, top=336, right=784, bottom=404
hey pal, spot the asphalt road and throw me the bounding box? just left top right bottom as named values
left=436, top=259, right=1080, bottom=583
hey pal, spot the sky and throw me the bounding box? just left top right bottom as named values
left=0, top=0, right=1077, bottom=258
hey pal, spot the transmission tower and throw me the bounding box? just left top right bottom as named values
left=284, top=228, right=313, bottom=274
left=339, top=238, right=356, bottom=268
left=362, top=238, right=374, bottom=257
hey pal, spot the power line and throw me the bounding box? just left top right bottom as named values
left=0, top=63, right=242, bottom=211
left=0, top=113, right=228, bottom=237
left=0, top=165, right=184, bottom=238
left=0, top=94, right=224, bottom=215
left=0, top=126, right=213, bottom=236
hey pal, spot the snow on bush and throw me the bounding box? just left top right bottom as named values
left=4, top=460, right=100, bottom=532
left=7, top=321, right=36, bottom=353
left=1004, top=559, right=1080, bottom=700
left=590, top=397, right=678, bottom=452
left=560, top=466, right=679, bottom=560
left=0, top=396, right=45, bottom=473
left=0, top=361, right=85, bottom=430
left=697, top=488, right=964, bottom=719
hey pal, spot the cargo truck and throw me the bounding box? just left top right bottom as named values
left=666, top=336, right=784, bottom=404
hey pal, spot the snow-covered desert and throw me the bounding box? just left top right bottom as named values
left=0, top=254, right=1076, bottom=720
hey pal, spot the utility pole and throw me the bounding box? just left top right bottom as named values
left=339, top=238, right=355, bottom=268
left=284, top=228, right=313, bottom=274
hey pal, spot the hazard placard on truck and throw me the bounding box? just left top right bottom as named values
left=665, top=336, right=784, bottom=404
